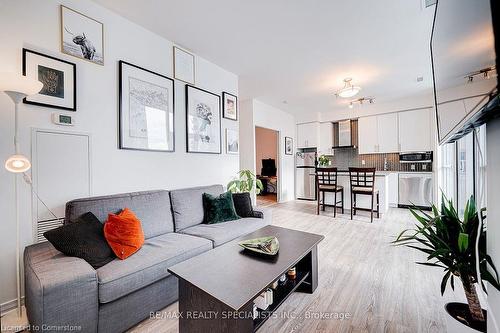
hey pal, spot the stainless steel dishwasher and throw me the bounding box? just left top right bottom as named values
left=398, top=173, right=433, bottom=210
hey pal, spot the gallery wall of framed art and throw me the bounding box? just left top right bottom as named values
left=1, top=0, right=241, bottom=201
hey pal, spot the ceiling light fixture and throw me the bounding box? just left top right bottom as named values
left=464, top=65, right=496, bottom=83
left=335, top=78, right=361, bottom=99
left=348, top=97, right=375, bottom=108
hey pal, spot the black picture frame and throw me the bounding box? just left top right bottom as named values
left=285, top=136, right=293, bottom=155
left=22, top=48, right=77, bottom=111
left=222, top=91, right=238, bottom=121
left=118, top=60, right=175, bottom=152
left=185, top=85, right=222, bottom=154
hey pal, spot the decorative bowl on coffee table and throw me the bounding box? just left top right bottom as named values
left=238, top=236, right=279, bottom=255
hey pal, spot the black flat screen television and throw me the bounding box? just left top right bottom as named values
left=431, top=0, right=499, bottom=145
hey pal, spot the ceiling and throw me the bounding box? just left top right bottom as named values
left=93, top=0, right=436, bottom=117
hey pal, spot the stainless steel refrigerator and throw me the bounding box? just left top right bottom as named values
left=296, top=151, right=316, bottom=200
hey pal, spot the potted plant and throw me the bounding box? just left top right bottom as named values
left=227, top=169, right=264, bottom=194
left=393, top=195, right=500, bottom=332
left=318, top=155, right=330, bottom=167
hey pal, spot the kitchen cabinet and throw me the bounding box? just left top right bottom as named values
left=318, top=122, right=333, bottom=155
left=359, top=114, right=399, bottom=154
left=398, top=109, right=431, bottom=152
left=377, top=113, right=399, bottom=153
left=297, top=122, right=320, bottom=148
left=358, top=116, right=378, bottom=154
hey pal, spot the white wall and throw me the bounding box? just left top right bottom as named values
left=0, top=0, right=239, bottom=307
left=487, top=117, right=500, bottom=332
left=239, top=99, right=296, bottom=203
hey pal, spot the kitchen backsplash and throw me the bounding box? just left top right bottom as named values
left=323, top=148, right=432, bottom=172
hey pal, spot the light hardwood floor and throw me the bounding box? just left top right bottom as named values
left=130, top=200, right=465, bottom=333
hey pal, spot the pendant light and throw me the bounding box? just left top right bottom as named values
left=335, top=78, right=361, bottom=98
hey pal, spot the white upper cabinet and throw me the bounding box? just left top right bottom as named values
left=358, top=116, right=378, bottom=154
left=377, top=113, right=399, bottom=153
left=398, top=109, right=431, bottom=152
left=318, top=122, right=333, bottom=155
left=297, top=122, right=320, bottom=148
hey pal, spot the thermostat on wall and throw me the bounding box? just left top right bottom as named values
left=52, top=113, right=75, bottom=126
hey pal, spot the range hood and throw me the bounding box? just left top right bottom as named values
left=332, top=120, right=356, bottom=149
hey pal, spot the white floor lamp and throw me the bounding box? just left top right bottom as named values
left=0, top=73, right=42, bottom=330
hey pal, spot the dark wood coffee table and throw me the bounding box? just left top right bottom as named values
left=168, top=225, right=324, bottom=332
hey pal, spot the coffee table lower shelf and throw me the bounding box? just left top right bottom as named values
left=253, top=271, right=310, bottom=331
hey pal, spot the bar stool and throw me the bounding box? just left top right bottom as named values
left=316, top=167, right=344, bottom=217
left=349, top=167, right=379, bottom=222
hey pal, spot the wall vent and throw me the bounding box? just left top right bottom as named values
left=36, top=218, right=64, bottom=243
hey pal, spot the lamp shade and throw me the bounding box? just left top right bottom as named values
left=0, top=72, right=43, bottom=96
left=5, top=154, right=31, bottom=173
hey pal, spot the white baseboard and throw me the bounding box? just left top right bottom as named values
left=0, top=297, right=24, bottom=317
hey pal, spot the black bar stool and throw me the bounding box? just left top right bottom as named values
left=349, top=167, right=379, bottom=222
left=316, top=167, right=344, bottom=217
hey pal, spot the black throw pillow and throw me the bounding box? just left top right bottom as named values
left=232, top=192, right=255, bottom=218
left=44, top=212, right=115, bottom=269
left=203, top=191, right=241, bottom=224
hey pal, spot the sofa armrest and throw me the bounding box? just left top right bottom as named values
left=253, top=207, right=272, bottom=225
left=24, top=242, right=98, bottom=333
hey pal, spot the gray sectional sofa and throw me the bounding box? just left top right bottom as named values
left=24, top=185, right=271, bottom=333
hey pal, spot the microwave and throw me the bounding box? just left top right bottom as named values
left=399, top=152, right=433, bottom=163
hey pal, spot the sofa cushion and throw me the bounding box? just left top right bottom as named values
left=65, top=190, right=173, bottom=239
left=179, top=216, right=270, bottom=247
left=104, top=208, right=145, bottom=260
left=96, top=233, right=212, bottom=303
left=202, top=191, right=240, bottom=224
left=43, top=212, right=115, bottom=269
left=170, top=185, right=224, bottom=231
left=232, top=192, right=254, bottom=218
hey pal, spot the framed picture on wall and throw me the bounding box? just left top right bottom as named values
left=285, top=136, right=293, bottom=155
left=22, top=48, right=76, bottom=111
left=186, top=85, right=221, bottom=154
left=173, top=46, right=195, bottom=84
left=222, top=92, right=238, bottom=121
left=226, top=129, right=239, bottom=154
left=61, top=5, right=104, bottom=65
left=118, top=60, right=175, bottom=152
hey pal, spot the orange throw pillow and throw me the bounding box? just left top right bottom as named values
left=104, top=208, right=145, bottom=259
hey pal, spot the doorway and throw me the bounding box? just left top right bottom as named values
left=255, top=126, right=279, bottom=205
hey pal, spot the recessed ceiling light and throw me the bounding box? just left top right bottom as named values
left=335, top=78, right=361, bottom=99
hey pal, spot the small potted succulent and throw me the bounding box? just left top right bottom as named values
left=393, top=195, right=500, bottom=332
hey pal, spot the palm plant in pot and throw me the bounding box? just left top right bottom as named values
left=393, top=195, right=500, bottom=332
